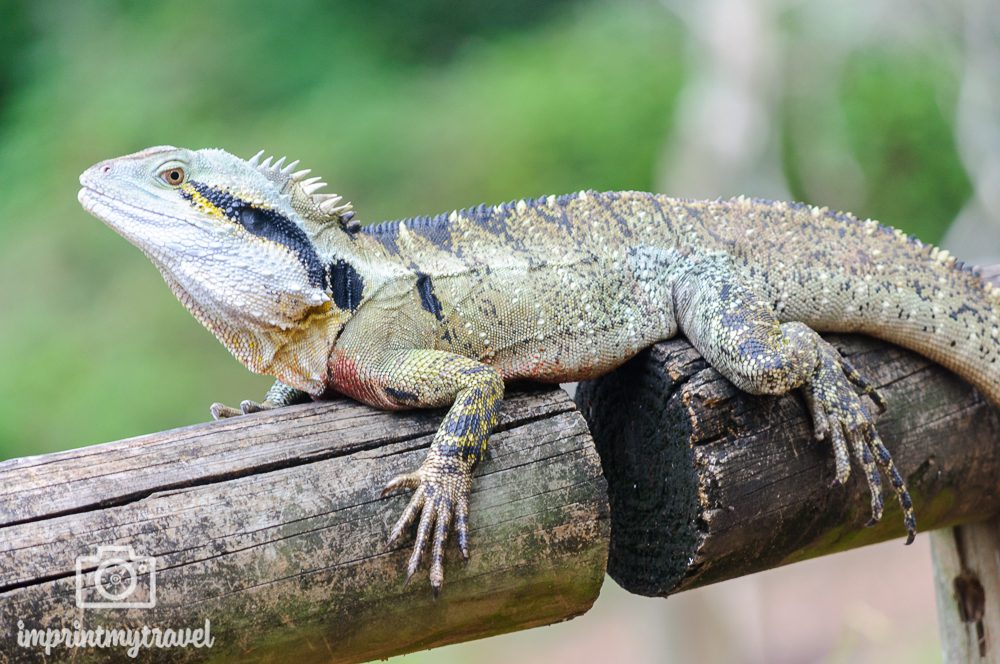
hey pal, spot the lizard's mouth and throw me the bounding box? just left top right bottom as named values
left=78, top=185, right=127, bottom=226
left=78, top=184, right=202, bottom=233
left=77, top=185, right=109, bottom=215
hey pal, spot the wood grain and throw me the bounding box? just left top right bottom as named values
left=577, top=334, right=1000, bottom=597
left=0, top=387, right=609, bottom=663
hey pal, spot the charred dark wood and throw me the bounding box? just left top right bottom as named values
left=576, top=335, right=1000, bottom=597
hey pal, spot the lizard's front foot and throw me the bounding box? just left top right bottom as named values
left=803, top=339, right=916, bottom=543
left=382, top=448, right=473, bottom=596
left=210, top=399, right=277, bottom=420
left=210, top=381, right=308, bottom=420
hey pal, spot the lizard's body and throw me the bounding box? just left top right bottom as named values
left=78, top=146, right=1000, bottom=593
left=350, top=192, right=996, bottom=397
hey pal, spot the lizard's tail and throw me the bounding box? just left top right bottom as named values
left=772, top=201, right=1000, bottom=406
left=856, top=255, right=1000, bottom=406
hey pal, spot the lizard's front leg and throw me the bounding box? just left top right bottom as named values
left=354, top=349, right=504, bottom=595
left=673, top=258, right=916, bottom=543
left=210, top=380, right=310, bottom=419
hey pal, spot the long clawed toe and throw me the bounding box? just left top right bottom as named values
left=382, top=472, right=422, bottom=499
left=386, top=482, right=425, bottom=543
left=455, top=498, right=470, bottom=560
left=849, top=425, right=884, bottom=525
left=210, top=402, right=241, bottom=420
left=807, top=345, right=916, bottom=544
left=428, top=505, right=453, bottom=595
left=840, top=355, right=888, bottom=414
left=239, top=399, right=269, bottom=414
left=850, top=424, right=914, bottom=543
left=381, top=454, right=473, bottom=595
left=408, top=500, right=436, bottom=582
left=210, top=399, right=275, bottom=420
left=391, top=489, right=458, bottom=597
left=866, top=429, right=917, bottom=544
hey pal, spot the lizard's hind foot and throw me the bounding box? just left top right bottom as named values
left=802, top=335, right=916, bottom=544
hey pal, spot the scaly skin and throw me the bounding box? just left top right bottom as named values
left=79, top=146, right=1000, bottom=594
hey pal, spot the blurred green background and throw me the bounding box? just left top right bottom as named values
left=0, top=1, right=983, bottom=662
left=0, top=0, right=972, bottom=458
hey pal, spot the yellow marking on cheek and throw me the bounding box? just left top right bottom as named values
left=180, top=183, right=226, bottom=218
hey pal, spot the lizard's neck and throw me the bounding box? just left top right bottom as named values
left=231, top=307, right=339, bottom=395
left=161, top=266, right=339, bottom=394
left=229, top=235, right=410, bottom=393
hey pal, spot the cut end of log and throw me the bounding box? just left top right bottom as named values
left=577, top=335, right=1000, bottom=597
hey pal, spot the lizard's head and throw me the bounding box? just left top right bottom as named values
left=79, top=145, right=362, bottom=392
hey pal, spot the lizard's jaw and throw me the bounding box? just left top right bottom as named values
left=78, top=184, right=194, bottom=265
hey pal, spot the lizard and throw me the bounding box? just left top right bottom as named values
left=78, top=145, right=1000, bottom=595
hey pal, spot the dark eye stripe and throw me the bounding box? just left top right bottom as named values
left=181, top=181, right=327, bottom=289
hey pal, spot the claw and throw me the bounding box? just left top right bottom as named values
left=210, top=402, right=242, bottom=420
left=805, top=339, right=916, bottom=543
left=240, top=399, right=265, bottom=414
left=382, top=472, right=421, bottom=498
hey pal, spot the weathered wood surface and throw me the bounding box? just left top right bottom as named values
left=576, top=334, right=1000, bottom=597
left=0, top=387, right=609, bottom=663
left=931, top=517, right=1000, bottom=662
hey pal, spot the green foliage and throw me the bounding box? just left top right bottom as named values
left=839, top=48, right=971, bottom=243
left=782, top=42, right=969, bottom=243
left=336, top=0, right=584, bottom=63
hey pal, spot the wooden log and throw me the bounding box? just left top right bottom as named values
left=0, top=387, right=609, bottom=663
left=930, top=517, right=1000, bottom=662
left=576, top=334, right=1000, bottom=597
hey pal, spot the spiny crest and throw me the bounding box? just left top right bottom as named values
left=247, top=149, right=360, bottom=232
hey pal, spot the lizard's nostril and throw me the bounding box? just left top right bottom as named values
left=101, top=164, right=112, bottom=175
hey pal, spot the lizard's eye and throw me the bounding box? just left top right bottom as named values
left=159, top=167, right=186, bottom=186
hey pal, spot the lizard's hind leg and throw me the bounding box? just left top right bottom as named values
left=672, top=259, right=916, bottom=543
